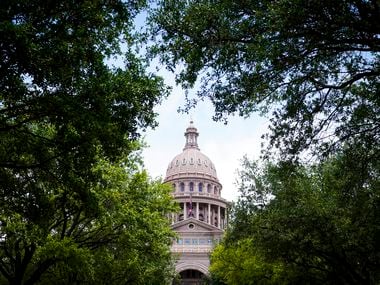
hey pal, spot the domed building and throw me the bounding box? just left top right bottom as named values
left=164, top=121, right=228, bottom=284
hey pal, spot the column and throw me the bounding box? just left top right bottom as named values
left=184, top=202, right=187, bottom=219
left=218, top=205, right=221, bottom=229
left=196, top=202, right=199, bottom=220
left=225, top=207, right=227, bottom=228
left=208, top=203, right=211, bottom=225
left=226, top=207, right=229, bottom=228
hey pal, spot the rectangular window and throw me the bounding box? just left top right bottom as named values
left=177, top=239, right=183, bottom=245
left=184, top=239, right=191, bottom=245
left=199, top=239, right=207, bottom=245
left=192, top=239, right=198, bottom=245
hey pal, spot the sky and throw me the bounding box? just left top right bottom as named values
left=141, top=70, right=269, bottom=202
left=109, top=13, right=270, bottom=202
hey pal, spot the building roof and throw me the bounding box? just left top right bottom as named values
left=165, top=121, right=219, bottom=183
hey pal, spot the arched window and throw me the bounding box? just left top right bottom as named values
left=180, top=182, right=185, bottom=192
left=198, top=183, right=203, bottom=192
left=214, top=186, right=218, bottom=194
left=172, top=183, right=176, bottom=192
left=207, top=184, right=211, bottom=193
left=189, top=182, right=194, bottom=192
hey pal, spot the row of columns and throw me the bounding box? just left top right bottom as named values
left=171, top=202, right=225, bottom=229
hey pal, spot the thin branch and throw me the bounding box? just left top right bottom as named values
left=310, top=70, right=379, bottom=89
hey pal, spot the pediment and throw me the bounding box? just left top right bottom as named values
left=171, top=218, right=223, bottom=233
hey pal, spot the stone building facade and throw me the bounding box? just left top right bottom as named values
left=164, top=121, right=228, bottom=285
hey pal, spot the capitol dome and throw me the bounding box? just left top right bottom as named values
left=164, top=121, right=219, bottom=183
left=165, top=121, right=228, bottom=283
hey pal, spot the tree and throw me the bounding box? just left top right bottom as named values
left=148, top=1, right=380, bottom=283
left=210, top=239, right=286, bottom=285
left=211, top=146, right=380, bottom=284
left=1, top=149, right=178, bottom=284
left=0, top=0, right=174, bottom=284
left=1, top=0, right=168, bottom=206
left=149, top=0, right=380, bottom=158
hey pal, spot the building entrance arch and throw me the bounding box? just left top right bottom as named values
left=174, top=268, right=208, bottom=285
left=175, top=262, right=209, bottom=276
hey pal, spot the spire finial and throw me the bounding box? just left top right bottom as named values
left=183, top=120, right=199, bottom=150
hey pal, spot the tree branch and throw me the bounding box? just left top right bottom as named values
left=310, top=70, right=379, bottom=89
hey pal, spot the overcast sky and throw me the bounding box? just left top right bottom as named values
left=142, top=69, right=269, bottom=201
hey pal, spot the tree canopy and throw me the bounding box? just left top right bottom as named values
left=149, top=1, right=380, bottom=284
left=1, top=0, right=176, bottom=284
left=149, top=0, right=380, bottom=158
left=0, top=149, right=178, bottom=284
left=210, top=145, right=380, bottom=284
left=1, top=0, right=169, bottom=201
